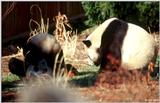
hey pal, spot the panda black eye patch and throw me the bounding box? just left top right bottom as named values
left=82, top=40, right=92, bottom=48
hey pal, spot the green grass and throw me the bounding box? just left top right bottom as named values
left=70, top=65, right=99, bottom=87
left=155, top=55, right=160, bottom=68
left=2, top=73, right=21, bottom=92
left=150, top=55, right=160, bottom=79
left=2, top=73, right=20, bottom=82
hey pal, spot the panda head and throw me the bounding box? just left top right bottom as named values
left=83, top=17, right=118, bottom=66
left=83, top=17, right=155, bottom=70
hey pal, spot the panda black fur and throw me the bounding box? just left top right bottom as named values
left=9, top=33, right=65, bottom=78
left=24, top=33, right=65, bottom=77
left=83, top=17, right=155, bottom=70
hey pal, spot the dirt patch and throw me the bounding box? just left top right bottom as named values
left=65, top=36, right=88, bottom=69
left=78, top=80, right=159, bottom=102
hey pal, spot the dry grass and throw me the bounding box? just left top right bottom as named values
left=28, top=4, right=49, bottom=42
left=2, top=46, right=23, bottom=59
left=26, top=6, right=75, bottom=87
left=54, top=12, right=78, bottom=62
left=79, top=79, right=159, bottom=102
left=52, top=50, right=70, bottom=87
left=54, top=12, right=72, bottom=42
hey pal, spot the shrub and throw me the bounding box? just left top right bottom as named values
left=82, top=2, right=159, bottom=32
left=136, top=2, right=159, bottom=32
left=82, top=2, right=115, bottom=26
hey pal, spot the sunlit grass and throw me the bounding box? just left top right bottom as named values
left=2, top=73, right=20, bottom=82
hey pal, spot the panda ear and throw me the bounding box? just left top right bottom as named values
left=82, top=40, right=91, bottom=48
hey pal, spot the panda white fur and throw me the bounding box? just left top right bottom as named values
left=83, top=17, right=155, bottom=70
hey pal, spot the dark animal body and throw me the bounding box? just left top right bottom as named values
left=24, top=33, right=64, bottom=77
left=9, top=33, right=70, bottom=79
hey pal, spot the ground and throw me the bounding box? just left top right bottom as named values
left=1, top=28, right=159, bottom=102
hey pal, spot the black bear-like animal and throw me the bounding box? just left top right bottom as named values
left=24, top=33, right=64, bottom=78
left=9, top=33, right=75, bottom=79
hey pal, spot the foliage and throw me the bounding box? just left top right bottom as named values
left=82, top=2, right=114, bottom=26
left=136, top=2, right=159, bottom=32
left=2, top=73, right=20, bottom=82
left=82, top=2, right=159, bottom=32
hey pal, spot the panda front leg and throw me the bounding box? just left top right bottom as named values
left=100, top=42, right=122, bottom=72
left=8, top=57, right=26, bottom=78
left=8, top=57, right=30, bottom=84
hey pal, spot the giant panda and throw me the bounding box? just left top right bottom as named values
left=9, top=33, right=66, bottom=79
left=24, top=33, right=64, bottom=78
left=9, top=33, right=77, bottom=79
left=83, top=17, right=156, bottom=70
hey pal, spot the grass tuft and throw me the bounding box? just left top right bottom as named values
left=28, top=4, right=49, bottom=42
left=54, top=12, right=78, bottom=62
